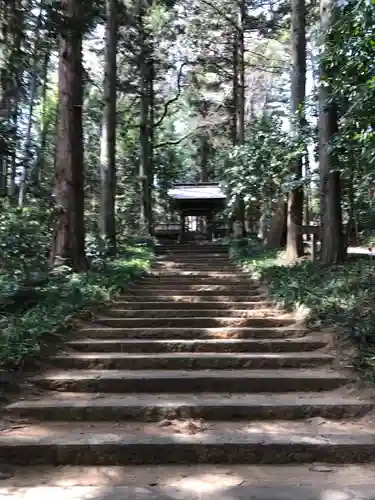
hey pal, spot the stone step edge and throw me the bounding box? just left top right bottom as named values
left=51, top=352, right=334, bottom=360
left=79, top=326, right=305, bottom=332
left=93, top=317, right=297, bottom=324
left=0, top=428, right=375, bottom=453
left=105, top=308, right=279, bottom=314
left=3, top=485, right=375, bottom=500
left=0, top=430, right=375, bottom=465
left=65, top=337, right=326, bottom=353
left=31, top=368, right=349, bottom=381
left=8, top=393, right=370, bottom=411
left=66, top=337, right=326, bottom=346
left=65, top=337, right=327, bottom=353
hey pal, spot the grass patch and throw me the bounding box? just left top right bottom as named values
left=0, top=244, right=154, bottom=369
left=231, top=238, right=375, bottom=379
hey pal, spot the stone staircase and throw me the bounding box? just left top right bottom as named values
left=2, top=243, right=375, bottom=468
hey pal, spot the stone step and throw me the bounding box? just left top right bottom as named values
left=143, top=274, right=253, bottom=281
left=153, top=263, right=237, bottom=270
left=157, top=250, right=229, bottom=256
left=129, top=285, right=261, bottom=293
left=66, top=337, right=327, bottom=353
left=157, top=247, right=228, bottom=253
left=6, top=464, right=375, bottom=490
left=93, top=316, right=298, bottom=329
left=149, top=269, right=241, bottom=274
left=1, top=420, right=373, bottom=465
left=104, top=309, right=282, bottom=319
left=157, top=252, right=229, bottom=257
left=141, top=279, right=259, bottom=286
left=76, top=326, right=307, bottom=339
left=126, top=290, right=265, bottom=298
left=156, top=257, right=232, bottom=264
left=50, top=352, right=334, bottom=370
left=7, top=393, right=371, bottom=422
left=108, top=301, right=274, bottom=310
left=158, top=243, right=228, bottom=248
left=31, top=368, right=348, bottom=393
left=119, top=294, right=268, bottom=302
left=4, top=484, right=375, bottom=500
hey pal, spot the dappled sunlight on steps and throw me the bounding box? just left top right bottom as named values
left=1, top=243, right=375, bottom=476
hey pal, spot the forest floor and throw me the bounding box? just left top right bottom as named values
left=232, top=239, right=375, bottom=382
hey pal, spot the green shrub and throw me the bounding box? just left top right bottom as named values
left=231, top=238, right=375, bottom=378
left=0, top=244, right=153, bottom=369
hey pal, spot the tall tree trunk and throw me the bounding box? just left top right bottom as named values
left=235, top=0, right=246, bottom=236
left=50, top=0, right=87, bottom=271
left=100, top=0, right=117, bottom=254
left=33, top=50, right=50, bottom=187
left=18, top=3, right=44, bottom=206
left=200, top=136, right=210, bottom=182
left=304, top=153, right=311, bottom=239
left=286, top=0, right=306, bottom=259
left=319, top=0, right=345, bottom=264
left=146, top=52, right=154, bottom=235
left=231, top=31, right=237, bottom=145
left=138, top=5, right=151, bottom=233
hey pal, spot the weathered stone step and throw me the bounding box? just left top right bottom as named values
left=141, top=279, right=259, bottom=286
left=158, top=250, right=229, bottom=257
left=5, top=464, right=375, bottom=490
left=1, top=420, right=373, bottom=465
left=7, top=393, right=371, bottom=422
left=109, top=300, right=274, bottom=310
left=66, top=337, right=327, bottom=353
left=4, top=484, right=375, bottom=500
left=76, top=326, right=306, bottom=339
left=31, top=368, right=348, bottom=393
left=50, top=352, right=334, bottom=370
left=104, top=309, right=281, bottom=319
left=149, top=269, right=241, bottom=274
left=129, top=285, right=261, bottom=293
left=156, top=252, right=230, bottom=260
left=153, top=262, right=237, bottom=270
left=127, top=290, right=265, bottom=298
left=158, top=243, right=228, bottom=248
left=157, top=247, right=228, bottom=253
left=94, top=316, right=297, bottom=328
left=156, top=257, right=232, bottom=264
left=143, top=273, right=252, bottom=281
left=119, top=294, right=268, bottom=303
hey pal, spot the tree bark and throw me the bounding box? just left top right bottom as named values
left=17, top=2, right=44, bottom=206
left=234, top=0, right=246, bottom=236
left=286, top=0, right=306, bottom=259
left=50, top=0, right=87, bottom=271
left=100, top=0, right=117, bottom=254
left=33, top=50, right=50, bottom=188
left=319, top=0, right=345, bottom=264
left=231, top=31, right=237, bottom=145
left=146, top=51, right=154, bottom=235
left=138, top=4, right=151, bottom=233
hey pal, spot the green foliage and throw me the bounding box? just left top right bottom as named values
left=218, top=116, right=308, bottom=214
left=232, top=238, right=375, bottom=380
left=0, top=201, right=154, bottom=369
left=0, top=200, right=52, bottom=280
left=324, top=0, right=375, bottom=236
left=0, top=244, right=153, bottom=369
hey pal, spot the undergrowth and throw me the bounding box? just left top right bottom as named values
left=231, top=238, right=375, bottom=380
left=0, top=244, right=153, bottom=369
